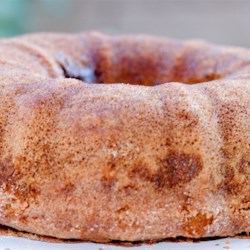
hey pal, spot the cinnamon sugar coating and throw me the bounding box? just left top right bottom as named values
left=0, top=32, right=249, bottom=242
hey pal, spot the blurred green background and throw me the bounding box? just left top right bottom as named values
left=0, top=0, right=249, bottom=47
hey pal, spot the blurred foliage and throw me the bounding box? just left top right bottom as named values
left=0, top=0, right=70, bottom=37
left=0, top=0, right=29, bottom=37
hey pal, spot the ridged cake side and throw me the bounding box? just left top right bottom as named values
left=0, top=33, right=249, bottom=242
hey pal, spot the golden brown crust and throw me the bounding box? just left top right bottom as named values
left=0, top=32, right=249, bottom=242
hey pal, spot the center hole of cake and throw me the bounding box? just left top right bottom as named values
left=58, top=54, right=222, bottom=86
left=62, top=65, right=98, bottom=83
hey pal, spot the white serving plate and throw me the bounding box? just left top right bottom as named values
left=0, top=236, right=249, bottom=250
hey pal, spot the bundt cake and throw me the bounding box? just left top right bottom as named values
left=0, top=32, right=249, bottom=243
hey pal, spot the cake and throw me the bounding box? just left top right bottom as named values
left=0, top=32, right=249, bottom=242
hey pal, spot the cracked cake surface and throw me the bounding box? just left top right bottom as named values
left=0, top=32, right=249, bottom=242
